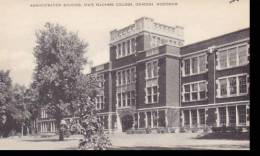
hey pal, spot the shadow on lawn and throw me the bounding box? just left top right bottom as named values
left=195, top=132, right=249, bottom=140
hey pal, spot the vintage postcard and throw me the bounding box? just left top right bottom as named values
left=0, top=0, right=249, bottom=150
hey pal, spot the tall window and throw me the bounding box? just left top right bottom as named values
left=237, top=105, right=246, bottom=125
left=116, top=67, right=136, bottom=86
left=182, top=81, right=207, bottom=102
left=219, top=107, right=226, bottom=126
left=97, top=74, right=104, bottom=88
left=217, top=74, right=249, bottom=98
left=96, top=95, right=104, bottom=110
left=146, top=85, right=158, bottom=104
left=199, top=109, right=205, bottom=125
left=116, top=38, right=136, bottom=59
left=217, top=44, right=249, bottom=70
left=146, top=60, right=158, bottom=79
left=183, top=54, right=207, bottom=76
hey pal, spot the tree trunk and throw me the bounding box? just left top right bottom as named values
left=57, top=119, right=64, bottom=141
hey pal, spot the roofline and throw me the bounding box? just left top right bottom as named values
left=181, top=27, right=250, bottom=49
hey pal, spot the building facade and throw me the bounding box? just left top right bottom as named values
left=37, top=17, right=250, bottom=133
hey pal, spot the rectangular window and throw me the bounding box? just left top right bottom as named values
left=126, top=69, right=130, bottom=84
left=219, top=79, right=227, bottom=96
left=217, top=44, right=249, bottom=70
left=191, top=110, right=197, bottom=126
left=131, top=90, right=136, bottom=106
left=153, top=86, right=158, bottom=103
left=122, top=93, right=126, bottom=107
left=219, top=50, right=228, bottom=69
left=228, top=48, right=237, bottom=67
left=118, top=44, right=121, bottom=58
left=127, top=92, right=131, bottom=106
left=117, top=93, right=121, bottom=107
left=183, top=81, right=207, bottom=102
left=229, top=77, right=237, bottom=95
left=238, top=45, right=248, bottom=65
left=146, top=60, right=158, bottom=79
left=191, top=57, right=198, bottom=74
left=217, top=74, right=249, bottom=97
left=127, top=40, right=131, bottom=55
left=147, top=87, right=152, bottom=103
left=238, top=105, right=246, bottom=125
left=130, top=68, right=136, bottom=83
left=152, top=111, right=158, bottom=128
left=146, top=86, right=158, bottom=104
left=122, top=42, right=125, bottom=56
left=183, top=54, right=207, bottom=76
left=199, top=55, right=207, bottom=72
left=199, top=109, right=205, bottom=125
left=184, top=110, right=190, bottom=126
left=191, top=83, right=198, bottom=101
left=122, top=71, right=125, bottom=85
left=184, top=59, right=190, bottom=76
left=239, top=75, right=247, bottom=94
left=219, top=107, right=226, bottom=126
left=228, top=106, right=236, bottom=126
left=131, top=38, right=136, bottom=53
left=153, top=61, right=158, bottom=77
left=184, top=84, right=190, bottom=102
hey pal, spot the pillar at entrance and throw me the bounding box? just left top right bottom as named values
left=114, top=112, right=123, bottom=133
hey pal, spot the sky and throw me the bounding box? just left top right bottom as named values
left=0, top=0, right=249, bottom=86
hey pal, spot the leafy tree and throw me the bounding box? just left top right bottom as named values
left=0, top=70, right=13, bottom=137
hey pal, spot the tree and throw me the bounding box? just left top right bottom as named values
left=0, top=70, right=13, bottom=137
left=33, top=22, right=88, bottom=141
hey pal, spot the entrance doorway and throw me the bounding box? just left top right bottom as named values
left=121, top=115, right=133, bottom=132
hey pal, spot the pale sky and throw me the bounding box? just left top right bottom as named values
left=0, top=0, right=249, bottom=86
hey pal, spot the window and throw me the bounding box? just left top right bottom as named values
left=219, top=50, right=228, bottom=69
left=184, top=59, right=190, bottom=76
left=116, top=38, right=136, bottom=59
left=122, top=93, right=126, bottom=107
left=217, top=74, right=249, bottom=98
left=191, top=110, right=197, bottom=126
left=219, top=79, right=228, bottom=96
left=199, top=109, right=205, bottom=125
left=116, top=67, right=136, bottom=86
left=117, top=93, right=121, bottom=107
left=158, top=110, right=166, bottom=127
left=131, top=90, right=136, bottom=106
left=127, top=92, right=131, bottom=106
left=146, top=85, right=158, bottom=104
left=239, top=75, right=247, bottom=94
left=130, top=68, right=136, bottom=83
left=97, top=74, right=104, bottom=88
left=191, top=57, right=198, bottom=74
left=229, top=77, right=237, bottom=95
left=184, top=84, right=190, bottom=102
left=182, top=81, right=207, bottom=102
left=96, top=95, right=104, bottom=110
left=184, top=110, right=190, bottom=126
left=183, top=54, right=207, bottom=76
left=219, top=107, right=226, bottom=126
left=146, top=60, right=158, bottom=79
left=199, top=55, right=207, bottom=72
left=217, top=44, right=249, bottom=70
left=228, top=106, right=236, bottom=126
left=228, top=48, right=237, bottom=67
left=238, top=45, right=248, bottom=65
left=237, top=105, right=246, bottom=125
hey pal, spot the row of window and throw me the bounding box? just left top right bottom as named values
left=183, top=54, right=207, bottom=76
left=117, top=90, right=136, bottom=108
left=182, top=81, right=207, bottom=102
left=116, top=67, right=136, bottom=86
left=182, top=74, right=249, bottom=102
left=145, top=85, right=159, bottom=104
left=115, top=38, right=136, bottom=59
left=146, top=60, right=158, bottom=79
left=217, top=44, right=249, bottom=70
left=182, top=43, right=249, bottom=77
left=217, top=74, right=248, bottom=98
left=183, top=105, right=247, bottom=127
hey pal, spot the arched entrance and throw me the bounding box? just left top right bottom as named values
left=121, top=115, right=133, bottom=132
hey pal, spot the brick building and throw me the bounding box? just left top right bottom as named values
left=38, top=17, right=250, bottom=133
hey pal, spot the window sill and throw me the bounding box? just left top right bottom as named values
left=217, top=93, right=248, bottom=98
left=145, top=76, right=159, bottom=81
left=182, top=71, right=208, bottom=77
left=216, top=63, right=249, bottom=71
left=182, top=99, right=208, bottom=103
